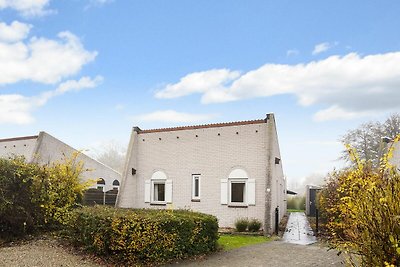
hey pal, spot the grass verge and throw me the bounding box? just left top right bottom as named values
left=218, top=235, right=270, bottom=251
left=287, top=209, right=305, bottom=213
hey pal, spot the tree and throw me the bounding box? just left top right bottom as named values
left=340, top=113, right=400, bottom=168
left=93, top=141, right=126, bottom=173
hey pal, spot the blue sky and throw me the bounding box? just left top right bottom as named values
left=1, top=0, right=400, bottom=187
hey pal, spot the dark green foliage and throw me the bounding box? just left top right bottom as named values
left=234, top=218, right=249, bottom=232
left=0, top=155, right=87, bottom=239
left=0, top=157, right=43, bottom=238
left=248, top=218, right=262, bottom=232
left=67, top=206, right=219, bottom=265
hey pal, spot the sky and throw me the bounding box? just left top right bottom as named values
left=1, top=0, right=400, bottom=188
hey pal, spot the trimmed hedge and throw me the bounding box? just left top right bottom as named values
left=67, top=206, right=219, bottom=265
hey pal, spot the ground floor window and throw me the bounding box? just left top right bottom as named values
left=153, top=182, right=165, bottom=202
left=97, top=178, right=105, bottom=192
left=221, top=168, right=256, bottom=206
left=112, top=179, right=120, bottom=190
left=192, top=174, right=201, bottom=200
left=145, top=171, right=173, bottom=204
left=230, top=181, right=245, bottom=203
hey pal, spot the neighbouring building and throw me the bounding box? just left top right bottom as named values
left=390, top=140, right=400, bottom=169
left=117, top=113, right=287, bottom=234
left=305, top=185, right=322, bottom=216
left=0, top=131, right=121, bottom=192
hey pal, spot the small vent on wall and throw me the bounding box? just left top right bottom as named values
left=275, top=157, right=281, bottom=164
left=132, top=168, right=137, bottom=175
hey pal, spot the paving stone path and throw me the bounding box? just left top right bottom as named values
left=168, top=212, right=344, bottom=267
left=283, top=212, right=317, bottom=245
left=167, top=241, right=344, bottom=267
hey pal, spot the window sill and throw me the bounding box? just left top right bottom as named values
left=150, top=202, right=166, bottom=206
left=228, top=203, right=248, bottom=208
left=191, top=199, right=200, bottom=202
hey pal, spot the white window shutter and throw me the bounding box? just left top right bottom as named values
left=247, top=179, right=256, bottom=205
left=144, top=180, right=151, bottom=203
left=220, top=179, right=228, bottom=205
left=165, top=180, right=173, bottom=203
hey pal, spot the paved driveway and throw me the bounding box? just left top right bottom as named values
left=167, top=241, right=344, bottom=267
left=167, top=212, right=344, bottom=267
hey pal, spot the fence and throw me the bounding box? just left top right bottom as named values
left=83, top=188, right=119, bottom=206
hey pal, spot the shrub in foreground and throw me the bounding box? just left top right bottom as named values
left=67, top=206, right=219, bottom=265
left=319, top=140, right=400, bottom=266
left=0, top=154, right=89, bottom=239
left=234, top=218, right=249, bottom=232
left=248, top=218, right=262, bottom=232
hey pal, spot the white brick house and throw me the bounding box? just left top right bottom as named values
left=117, top=114, right=286, bottom=234
left=0, top=131, right=121, bottom=191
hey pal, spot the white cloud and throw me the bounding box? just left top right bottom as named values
left=312, top=42, right=330, bottom=55
left=134, top=110, right=216, bottom=124
left=286, top=49, right=299, bottom=57
left=313, top=105, right=374, bottom=122
left=0, top=76, right=103, bottom=124
left=156, top=52, right=400, bottom=121
left=312, top=42, right=337, bottom=55
left=0, top=21, right=97, bottom=85
left=0, top=21, right=32, bottom=42
left=155, top=69, right=240, bottom=99
left=0, top=0, right=53, bottom=17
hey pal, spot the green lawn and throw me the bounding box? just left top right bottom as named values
left=287, top=209, right=305, bottom=213
left=218, top=235, right=270, bottom=251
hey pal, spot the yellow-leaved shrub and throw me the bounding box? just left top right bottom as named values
left=319, top=136, right=400, bottom=266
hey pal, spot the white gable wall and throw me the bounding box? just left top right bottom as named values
left=0, top=137, right=37, bottom=161
left=34, top=132, right=121, bottom=191
left=118, top=120, right=285, bottom=231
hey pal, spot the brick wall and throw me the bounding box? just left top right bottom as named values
left=119, top=117, right=286, bottom=232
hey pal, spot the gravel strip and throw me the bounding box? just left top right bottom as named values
left=0, top=237, right=103, bottom=267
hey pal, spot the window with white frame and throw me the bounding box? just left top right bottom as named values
left=221, top=168, right=256, bottom=206
left=153, top=181, right=165, bottom=202
left=192, top=174, right=201, bottom=200
left=112, top=179, right=120, bottom=190
left=97, top=178, right=106, bottom=192
left=145, top=171, right=173, bottom=204
left=230, top=180, right=246, bottom=203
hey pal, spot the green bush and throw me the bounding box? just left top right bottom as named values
left=67, top=206, right=219, bottom=265
left=0, top=157, right=42, bottom=237
left=248, top=218, right=262, bottom=232
left=0, top=154, right=89, bottom=239
left=235, top=218, right=249, bottom=232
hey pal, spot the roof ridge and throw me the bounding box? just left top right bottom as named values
left=139, top=118, right=267, bottom=134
